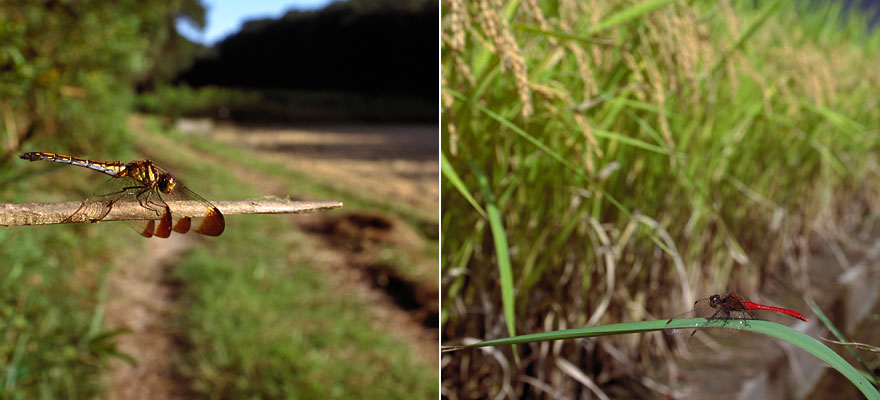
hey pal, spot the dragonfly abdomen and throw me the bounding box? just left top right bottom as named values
left=20, top=152, right=125, bottom=177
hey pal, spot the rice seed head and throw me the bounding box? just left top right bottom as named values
left=475, top=0, right=533, bottom=118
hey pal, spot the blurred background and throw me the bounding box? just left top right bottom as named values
left=0, top=0, right=437, bottom=398
left=441, top=0, right=880, bottom=398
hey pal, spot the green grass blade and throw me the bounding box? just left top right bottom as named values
left=800, top=100, right=866, bottom=138
left=446, top=319, right=879, bottom=399
left=585, top=0, right=678, bottom=35
left=472, top=162, right=516, bottom=338
left=592, top=128, right=674, bottom=155
left=708, top=2, right=782, bottom=76
left=808, top=298, right=880, bottom=385
left=441, top=151, right=487, bottom=217
left=511, top=24, right=614, bottom=45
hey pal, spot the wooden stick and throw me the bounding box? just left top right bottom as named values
left=0, top=199, right=342, bottom=226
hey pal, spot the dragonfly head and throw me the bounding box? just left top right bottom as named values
left=708, top=294, right=722, bottom=308
left=157, top=173, right=177, bottom=194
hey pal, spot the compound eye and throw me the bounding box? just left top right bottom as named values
left=709, top=294, right=721, bottom=307
left=159, top=174, right=176, bottom=193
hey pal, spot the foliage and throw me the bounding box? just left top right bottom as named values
left=0, top=172, right=139, bottom=398
left=441, top=0, right=880, bottom=396
left=0, top=0, right=203, bottom=156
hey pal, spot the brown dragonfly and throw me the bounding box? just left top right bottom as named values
left=20, top=152, right=225, bottom=238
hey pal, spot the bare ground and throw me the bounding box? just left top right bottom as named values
left=106, top=236, right=193, bottom=400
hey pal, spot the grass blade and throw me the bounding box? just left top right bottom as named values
left=445, top=319, right=880, bottom=399
left=585, top=0, right=678, bottom=35
left=592, top=128, right=674, bottom=155
left=708, top=2, right=782, bottom=76
left=441, top=151, right=487, bottom=217
left=472, top=162, right=516, bottom=338
left=808, top=298, right=880, bottom=385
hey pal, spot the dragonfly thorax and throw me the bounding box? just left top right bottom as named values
left=121, top=161, right=177, bottom=193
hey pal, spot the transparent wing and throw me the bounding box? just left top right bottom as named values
left=64, top=176, right=169, bottom=238
left=158, top=181, right=225, bottom=237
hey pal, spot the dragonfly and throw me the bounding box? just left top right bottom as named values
left=665, top=293, right=808, bottom=340
left=20, top=152, right=225, bottom=238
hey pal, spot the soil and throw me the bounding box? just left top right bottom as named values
left=106, top=237, right=192, bottom=400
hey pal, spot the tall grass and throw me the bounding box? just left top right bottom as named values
left=441, top=0, right=880, bottom=396
left=0, top=163, right=141, bottom=398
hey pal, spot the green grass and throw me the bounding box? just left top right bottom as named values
left=134, top=85, right=261, bottom=121
left=442, top=0, right=880, bottom=396
left=174, top=213, right=434, bottom=399
left=0, top=164, right=136, bottom=399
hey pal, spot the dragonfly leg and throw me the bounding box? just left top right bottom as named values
left=135, top=188, right=163, bottom=217
left=707, top=309, right=726, bottom=321
left=85, top=185, right=148, bottom=221
left=145, top=192, right=169, bottom=212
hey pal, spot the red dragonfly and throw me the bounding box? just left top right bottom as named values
left=666, top=293, right=808, bottom=339
left=20, top=152, right=225, bottom=238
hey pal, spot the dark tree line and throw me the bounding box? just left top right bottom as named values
left=177, top=0, right=437, bottom=100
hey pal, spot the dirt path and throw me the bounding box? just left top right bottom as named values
left=105, top=236, right=193, bottom=400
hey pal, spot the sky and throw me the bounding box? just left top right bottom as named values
left=177, top=0, right=336, bottom=45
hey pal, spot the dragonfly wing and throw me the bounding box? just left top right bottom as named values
left=63, top=176, right=161, bottom=237
left=195, top=205, right=225, bottom=236
left=152, top=205, right=173, bottom=238
left=162, top=184, right=225, bottom=237
left=172, top=216, right=191, bottom=234
left=138, top=219, right=156, bottom=238
left=94, top=176, right=172, bottom=238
